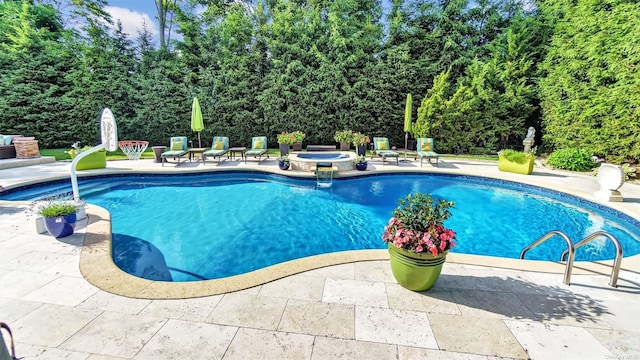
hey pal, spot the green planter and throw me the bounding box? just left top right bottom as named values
left=498, top=154, right=535, bottom=175
left=71, top=151, right=107, bottom=170
left=388, top=244, right=447, bottom=291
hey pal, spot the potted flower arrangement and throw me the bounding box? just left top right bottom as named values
left=67, top=142, right=107, bottom=170
left=352, top=132, right=370, bottom=156
left=382, top=193, right=457, bottom=291
left=291, top=131, right=306, bottom=151
left=277, top=155, right=290, bottom=170
left=334, top=130, right=354, bottom=151
left=277, top=132, right=296, bottom=156
left=353, top=156, right=367, bottom=171
left=37, top=201, right=78, bottom=238
left=497, top=149, right=535, bottom=175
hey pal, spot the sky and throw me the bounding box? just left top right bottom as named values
left=103, top=1, right=160, bottom=38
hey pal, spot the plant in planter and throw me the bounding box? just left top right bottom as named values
left=497, top=149, right=536, bottom=175
left=37, top=201, right=78, bottom=238
left=67, top=142, right=107, bottom=170
left=277, top=155, right=290, bottom=170
left=334, top=130, right=354, bottom=151
left=352, top=132, right=370, bottom=156
left=291, top=131, right=305, bottom=151
left=277, top=132, right=297, bottom=156
left=353, top=155, right=367, bottom=171
left=382, top=193, right=457, bottom=291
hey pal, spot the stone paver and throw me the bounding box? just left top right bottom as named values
left=504, top=320, right=615, bottom=360
left=1, top=158, right=639, bottom=359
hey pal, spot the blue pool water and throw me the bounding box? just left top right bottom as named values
left=3, top=172, right=639, bottom=282
left=297, top=153, right=350, bottom=160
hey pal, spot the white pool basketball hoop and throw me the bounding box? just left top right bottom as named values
left=71, top=108, right=119, bottom=203
left=100, top=108, right=118, bottom=151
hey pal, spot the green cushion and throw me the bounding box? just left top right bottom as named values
left=213, top=141, right=224, bottom=150
left=171, top=140, right=183, bottom=151
left=377, top=141, right=388, bottom=150
left=421, top=141, right=432, bottom=151
left=253, top=140, right=264, bottom=149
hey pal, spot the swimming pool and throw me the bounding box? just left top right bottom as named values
left=3, top=172, right=639, bottom=282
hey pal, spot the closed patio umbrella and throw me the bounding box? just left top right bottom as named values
left=404, top=93, right=412, bottom=151
left=191, top=97, right=204, bottom=148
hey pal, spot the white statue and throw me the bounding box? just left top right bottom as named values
left=524, top=127, right=535, bottom=142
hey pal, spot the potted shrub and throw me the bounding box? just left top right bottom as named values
left=277, top=155, right=290, bottom=170
left=277, top=132, right=296, bottom=156
left=334, top=130, right=353, bottom=151
left=291, top=131, right=305, bottom=151
left=353, top=155, right=367, bottom=171
left=352, top=132, right=370, bottom=156
left=497, top=149, right=535, bottom=175
left=67, top=143, right=107, bottom=170
left=382, top=193, right=457, bottom=291
left=38, top=201, right=78, bottom=238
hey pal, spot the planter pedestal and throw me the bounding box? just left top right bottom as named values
left=388, top=244, right=447, bottom=291
left=279, top=144, right=290, bottom=156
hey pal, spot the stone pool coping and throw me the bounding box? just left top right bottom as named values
left=79, top=203, right=639, bottom=299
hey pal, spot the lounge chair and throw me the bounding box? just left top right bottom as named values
left=415, top=138, right=439, bottom=167
left=161, top=137, right=188, bottom=166
left=245, top=136, right=269, bottom=163
left=202, top=136, right=229, bottom=164
left=371, top=137, right=399, bottom=165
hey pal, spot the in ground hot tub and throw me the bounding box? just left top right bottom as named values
left=289, top=152, right=356, bottom=172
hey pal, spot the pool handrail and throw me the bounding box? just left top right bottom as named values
left=520, top=230, right=575, bottom=285
left=560, top=231, right=623, bottom=287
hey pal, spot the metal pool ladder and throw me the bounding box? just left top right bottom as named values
left=520, top=230, right=623, bottom=287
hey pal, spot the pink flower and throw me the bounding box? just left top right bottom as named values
left=416, top=245, right=424, bottom=253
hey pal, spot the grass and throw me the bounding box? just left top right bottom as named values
left=39, top=148, right=155, bottom=161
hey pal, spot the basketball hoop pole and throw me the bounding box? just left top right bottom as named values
left=71, top=144, right=105, bottom=203
left=70, top=108, right=117, bottom=203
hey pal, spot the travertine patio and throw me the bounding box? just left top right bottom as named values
left=1, top=157, right=639, bottom=359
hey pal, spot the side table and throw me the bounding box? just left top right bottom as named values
left=152, top=146, right=166, bottom=163
left=228, top=147, right=246, bottom=161
left=188, top=148, right=207, bottom=162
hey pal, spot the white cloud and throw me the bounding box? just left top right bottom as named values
left=105, top=6, right=158, bottom=37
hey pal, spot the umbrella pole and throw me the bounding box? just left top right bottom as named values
left=402, top=132, right=410, bottom=161
left=405, top=132, right=408, bottom=151
left=198, top=133, right=201, bottom=148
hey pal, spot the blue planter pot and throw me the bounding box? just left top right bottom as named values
left=44, top=213, right=77, bottom=238
left=355, top=162, right=367, bottom=171
left=278, top=161, right=290, bottom=170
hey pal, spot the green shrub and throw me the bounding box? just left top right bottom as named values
left=547, top=148, right=595, bottom=171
